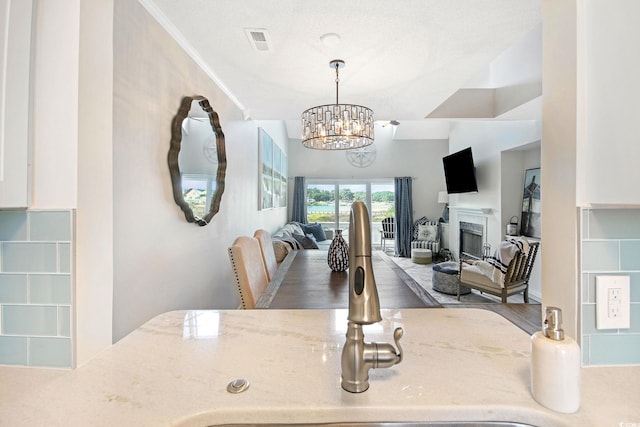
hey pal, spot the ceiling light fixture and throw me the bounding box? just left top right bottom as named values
left=301, top=60, right=374, bottom=150
left=320, top=33, right=341, bottom=47
left=377, top=120, right=400, bottom=127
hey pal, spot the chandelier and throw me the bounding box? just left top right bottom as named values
left=301, top=60, right=374, bottom=150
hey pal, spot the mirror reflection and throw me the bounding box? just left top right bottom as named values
left=168, top=95, right=226, bottom=226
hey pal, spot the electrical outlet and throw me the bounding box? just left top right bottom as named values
left=608, top=288, right=621, bottom=318
left=596, top=276, right=631, bottom=329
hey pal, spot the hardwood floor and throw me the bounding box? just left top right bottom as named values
left=380, top=251, right=542, bottom=335
left=443, top=302, right=542, bottom=335
left=262, top=250, right=542, bottom=335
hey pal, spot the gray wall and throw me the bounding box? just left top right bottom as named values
left=287, top=127, right=449, bottom=222
left=112, top=1, right=287, bottom=341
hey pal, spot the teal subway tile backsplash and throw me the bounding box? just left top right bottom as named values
left=29, top=337, right=72, bottom=368
left=0, top=274, right=28, bottom=303
left=582, top=240, right=619, bottom=271
left=29, top=211, right=71, bottom=241
left=58, top=306, right=71, bottom=337
left=581, top=207, right=640, bottom=367
left=630, top=303, right=640, bottom=333
left=0, top=209, right=74, bottom=368
left=620, top=240, right=640, bottom=270
left=0, top=336, right=28, bottom=365
left=581, top=336, right=590, bottom=365
left=2, top=242, right=58, bottom=272
left=586, top=209, right=640, bottom=239
left=2, top=305, right=58, bottom=336
left=581, top=304, right=597, bottom=334
left=30, top=275, right=71, bottom=304
left=58, top=243, right=71, bottom=273
left=588, top=334, right=640, bottom=365
left=582, top=273, right=595, bottom=304
left=0, top=211, right=27, bottom=241
left=631, top=273, right=640, bottom=302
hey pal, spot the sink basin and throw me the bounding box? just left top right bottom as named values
left=210, top=423, right=537, bottom=427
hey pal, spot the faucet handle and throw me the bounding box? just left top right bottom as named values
left=393, top=327, right=404, bottom=364
left=371, top=327, right=404, bottom=368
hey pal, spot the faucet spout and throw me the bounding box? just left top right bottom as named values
left=348, top=200, right=382, bottom=324
left=341, top=201, right=403, bottom=393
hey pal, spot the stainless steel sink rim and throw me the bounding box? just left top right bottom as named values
left=210, top=422, right=538, bottom=427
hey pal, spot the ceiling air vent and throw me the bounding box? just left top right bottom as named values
left=244, top=28, right=273, bottom=52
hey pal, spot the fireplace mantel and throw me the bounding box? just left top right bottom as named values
left=449, top=207, right=492, bottom=215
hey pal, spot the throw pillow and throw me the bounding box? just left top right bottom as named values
left=286, top=222, right=304, bottom=236
left=417, top=223, right=438, bottom=241
left=279, top=223, right=302, bottom=238
left=299, top=222, right=315, bottom=236
left=302, top=223, right=327, bottom=241
left=412, top=216, right=429, bottom=240
left=280, top=236, right=302, bottom=250
left=292, top=233, right=319, bottom=249
left=271, top=239, right=291, bottom=263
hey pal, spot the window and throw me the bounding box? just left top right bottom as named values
left=182, top=174, right=217, bottom=220
left=306, top=180, right=395, bottom=245
left=306, top=183, right=336, bottom=228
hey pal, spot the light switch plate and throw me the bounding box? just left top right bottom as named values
left=596, top=275, right=631, bottom=329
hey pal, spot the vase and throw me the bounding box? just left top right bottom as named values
left=327, top=229, right=349, bottom=272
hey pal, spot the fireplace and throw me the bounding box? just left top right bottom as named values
left=450, top=207, right=491, bottom=260
left=459, top=221, right=484, bottom=259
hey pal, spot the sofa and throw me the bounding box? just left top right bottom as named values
left=271, top=222, right=333, bottom=263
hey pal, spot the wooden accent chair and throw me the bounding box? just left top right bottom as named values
left=458, top=241, right=539, bottom=303
left=253, top=229, right=278, bottom=282
left=228, top=236, right=269, bottom=309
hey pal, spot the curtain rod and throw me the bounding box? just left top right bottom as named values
left=288, top=177, right=418, bottom=180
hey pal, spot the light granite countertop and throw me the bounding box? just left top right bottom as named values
left=0, top=308, right=638, bottom=426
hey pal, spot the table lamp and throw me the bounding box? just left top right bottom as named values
left=438, top=191, right=449, bottom=222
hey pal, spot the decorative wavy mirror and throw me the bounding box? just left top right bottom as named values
left=168, top=95, right=226, bottom=226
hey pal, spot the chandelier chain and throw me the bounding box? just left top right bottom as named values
left=334, top=62, right=340, bottom=104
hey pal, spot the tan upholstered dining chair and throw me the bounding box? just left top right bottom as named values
left=228, top=236, right=269, bottom=309
left=253, top=229, right=278, bottom=282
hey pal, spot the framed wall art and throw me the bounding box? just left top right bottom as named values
left=258, top=128, right=287, bottom=210
left=520, top=167, right=541, bottom=238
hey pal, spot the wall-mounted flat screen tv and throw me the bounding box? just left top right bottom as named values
left=442, top=147, right=478, bottom=194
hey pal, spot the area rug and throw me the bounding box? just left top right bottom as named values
left=387, top=255, right=500, bottom=305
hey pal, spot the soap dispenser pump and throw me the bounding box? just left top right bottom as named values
left=530, top=306, right=580, bottom=413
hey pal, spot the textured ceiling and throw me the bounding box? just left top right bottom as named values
left=142, top=0, right=541, bottom=130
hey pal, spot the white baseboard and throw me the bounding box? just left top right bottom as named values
left=528, top=291, right=542, bottom=303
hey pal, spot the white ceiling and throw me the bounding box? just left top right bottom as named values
left=141, top=0, right=542, bottom=139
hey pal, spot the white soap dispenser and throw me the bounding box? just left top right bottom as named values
left=530, top=306, right=580, bottom=413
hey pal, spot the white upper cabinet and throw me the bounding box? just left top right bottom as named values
left=0, top=0, right=33, bottom=208
left=578, top=1, right=640, bottom=206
